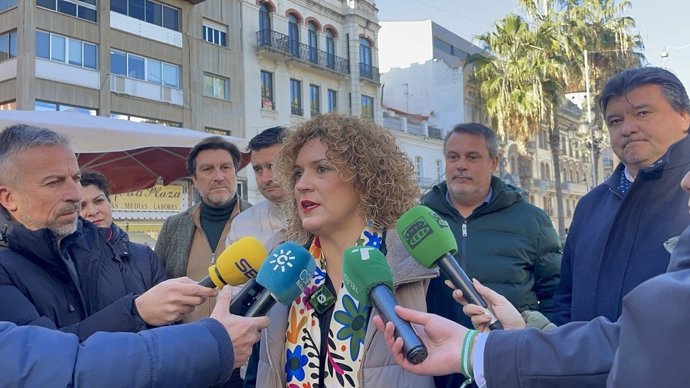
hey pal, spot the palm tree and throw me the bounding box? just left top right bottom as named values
left=468, top=14, right=544, bottom=192
left=468, top=0, right=643, bottom=237
left=560, top=0, right=644, bottom=184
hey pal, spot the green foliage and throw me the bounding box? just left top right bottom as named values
left=467, top=0, right=643, bottom=141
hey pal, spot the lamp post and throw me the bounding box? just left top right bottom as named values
left=660, top=44, right=690, bottom=60
left=584, top=50, right=594, bottom=188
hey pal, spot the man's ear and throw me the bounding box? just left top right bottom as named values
left=490, top=156, right=499, bottom=172
left=0, top=186, right=18, bottom=212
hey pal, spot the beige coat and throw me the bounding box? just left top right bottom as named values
left=256, top=231, right=438, bottom=387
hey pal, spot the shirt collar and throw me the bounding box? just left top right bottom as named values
left=623, top=167, right=634, bottom=183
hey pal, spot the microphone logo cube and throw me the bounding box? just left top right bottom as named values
left=234, top=258, right=258, bottom=279
left=430, top=211, right=450, bottom=228
left=296, top=269, right=312, bottom=291
left=401, top=216, right=433, bottom=250
left=269, top=248, right=296, bottom=272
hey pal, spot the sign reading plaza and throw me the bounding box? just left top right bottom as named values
left=110, top=185, right=183, bottom=212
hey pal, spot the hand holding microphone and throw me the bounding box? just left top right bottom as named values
left=210, top=286, right=270, bottom=368
left=396, top=206, right=503, bottom=331
left=342, top=246, right=428, bottom=365
left=451, top=279, right=526, bottom=332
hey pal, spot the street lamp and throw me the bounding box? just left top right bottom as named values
left=584, top=49, right=600, bottom=188
left=661, top=44, right=690, bottom=59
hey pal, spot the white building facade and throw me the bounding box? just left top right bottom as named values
left=241, top=0, right=382, bottom=202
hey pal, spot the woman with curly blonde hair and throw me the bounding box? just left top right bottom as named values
left=254, top=114, right=437, bottom=388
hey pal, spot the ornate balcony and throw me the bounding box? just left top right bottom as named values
left=359, top=62, right=380, bottom=83
left=256, top=29, right=349, bottom=76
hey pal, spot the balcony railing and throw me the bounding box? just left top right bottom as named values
left=561, top=181, right=588, bottom=195
left=532, top=179, right=556, bottom=191
left=359, top=62, right=380, bottom=82
left=428, top=127, right=444, bottom=140
left=257, top=29, right=349, bottom=76
left=416, top=176, right=436, bottom=189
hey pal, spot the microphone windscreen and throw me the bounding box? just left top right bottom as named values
left=211, top=236, right=267, bottom=286
left=396, top=205, right=458, bottom=268
left=256, top=241, right=315, bottom=305
left=342, top=246, right=394, bottom=303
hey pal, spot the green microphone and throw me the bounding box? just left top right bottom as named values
left=343, top=246, right=428, bottom=365
left=396, top=205, right=503, bottom=330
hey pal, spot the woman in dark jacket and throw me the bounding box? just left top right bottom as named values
left=79, top=171, right=167, bottom=315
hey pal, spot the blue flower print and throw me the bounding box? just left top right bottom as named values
left=334, top=294, right=371, bottom=361
left=285, top=345, right=309, bottom=381
left=363, top=230, right=382, bottom=248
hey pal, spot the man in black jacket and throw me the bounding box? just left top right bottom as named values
left=422, top=122, right=561, bottom=388
left=0, top=124, right=216, bottom=340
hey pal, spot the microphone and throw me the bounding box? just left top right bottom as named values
left=342, top=246, right=428, bottom=365
left=197, top=236, right=267, bottom=288
left=396, top=205, right=503, bottom=331
left=241, top=241, right=315, bottom=317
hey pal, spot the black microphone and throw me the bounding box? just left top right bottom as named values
left=342, top=246, right=428, bottom=365
left=396, top=206, right=503, bottom=330
left=229, top=278, right=265, bottom=316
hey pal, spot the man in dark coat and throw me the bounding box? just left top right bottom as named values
left=552, top=67, right=690, bottom=325
left=422, top=122, right=561, bottom=388
left=0, top=124, right=216, bottom=340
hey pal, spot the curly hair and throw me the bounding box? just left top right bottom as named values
left=275, top=114, right=418, bottom=242
left=80, top=170, right=111, bottom=200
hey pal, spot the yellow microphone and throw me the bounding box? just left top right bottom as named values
left=198, top=236, right=267, bottom=288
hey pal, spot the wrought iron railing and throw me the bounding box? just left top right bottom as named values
left=428, top=126, right=444, bottom=140
left=257, top=29, right=349, bottom=76
left=359, top=62, right=380, bottom=82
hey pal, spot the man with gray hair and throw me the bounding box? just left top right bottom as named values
left=0, top=124, right=222, bottom=340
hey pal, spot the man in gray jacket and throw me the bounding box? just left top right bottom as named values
left=374, top=166, right=690, bottom=387
left=155, top=136, right=251, bottom=322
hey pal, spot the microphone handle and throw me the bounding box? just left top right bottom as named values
left=229, top=279, right=264, bottom=316
left=244, top=288, right=276, bottom=317
left=370, top=285, right=428, bottom=365
left=197, top=276, right=216, bottom=288
left=438, top=253, right=503, bottom=330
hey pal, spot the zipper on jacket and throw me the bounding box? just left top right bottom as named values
left=462, top=222, right=468, bottom=237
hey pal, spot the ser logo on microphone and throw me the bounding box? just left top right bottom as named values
left=234, top=258, right=258, bottom=279
left=401, top=216, right=433, bottom=249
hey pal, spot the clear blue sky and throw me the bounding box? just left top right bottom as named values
left=376, top=0, right=690, bottom=89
